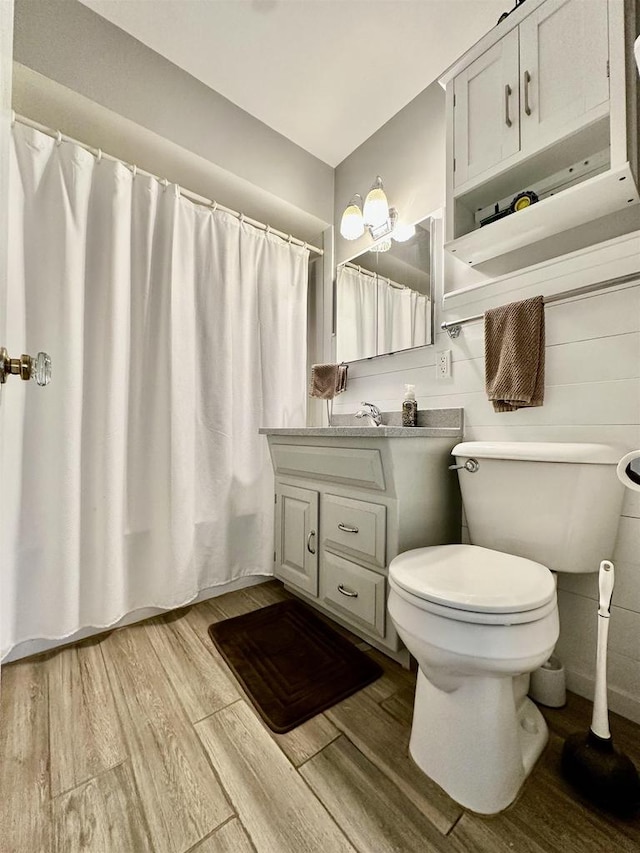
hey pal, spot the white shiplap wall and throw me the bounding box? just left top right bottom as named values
left=334, top=270, right=640, bottom=723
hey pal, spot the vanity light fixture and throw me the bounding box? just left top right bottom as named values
left=339, top=194, right=366, bottom=240
left=362, top=176, right=390, bottom=229
left=392, top=221, right=416, bottom=242
left=339, top=176, right=414, bottom=252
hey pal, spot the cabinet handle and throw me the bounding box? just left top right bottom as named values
left=523, top=70, right=532, bottom=116
left=337, top=523, right=359, bottom=534
left=504, top=84, right=512, bottom=127
left=306, top=530, right=316, bottom=555
left=338, top=584, right=358, bottom=598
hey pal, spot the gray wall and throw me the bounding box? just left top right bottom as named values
left=13, top=0, right=334, bottom=227
left=334, top=81, right=446, bottom=265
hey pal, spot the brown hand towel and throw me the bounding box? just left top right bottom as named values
left=309, top=363, right=349, bottom=399
left=485, top=295, right=545, bottom=413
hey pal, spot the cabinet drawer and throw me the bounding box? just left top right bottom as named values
left=322, top=494, right=386, bottom=567
left=270, top=444, right=385, bottom=490
left=320, top=552, right=386, bottom=638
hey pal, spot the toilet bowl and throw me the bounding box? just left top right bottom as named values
left=387, top=441, right=625, bottom=815
left=388, top=544, right=558, bottom=814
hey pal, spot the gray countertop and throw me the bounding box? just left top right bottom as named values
left=259, top=426, right=462, bottom=437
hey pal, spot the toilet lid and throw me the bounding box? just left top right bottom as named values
left=389, top=545, right=556, bottom=614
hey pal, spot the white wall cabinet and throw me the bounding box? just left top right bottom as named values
left=440, top=0, right=638, bottom=269
left=266, top=430, right=461, bottom=663
left=453, top=28, right=520, bottom=188
left=518, top=0, right=609, bottom=156
left=453, top=0, right=610, bottom=192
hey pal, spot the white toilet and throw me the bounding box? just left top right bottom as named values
left=388, top=441, right=625, bottom=815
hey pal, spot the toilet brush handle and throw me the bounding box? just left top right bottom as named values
left=598, top=560, right=614, bottom=617
left=591, top=560, right=614, bottom=740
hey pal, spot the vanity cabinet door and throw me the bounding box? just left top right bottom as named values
left=274, top=484, right=319, bottom=596
left=453, top=27, right=520, bottom=188
left=519, top=0, right=609, bottom=157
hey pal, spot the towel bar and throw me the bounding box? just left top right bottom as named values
left=440, top=273, right=639, bottom=338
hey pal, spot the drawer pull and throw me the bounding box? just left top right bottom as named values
left=504, top=83, right=512, bottom=127
left=337, top=523, right=359, bottom=534
left=338, top=584, right=358, bottom=598
left=307, top=530, right=316, bottom=555
left=523, top=70, right=532, bottom=116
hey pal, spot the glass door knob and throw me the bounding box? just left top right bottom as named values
left=0, top=347, right=51, bottom=386
left=32, top=352, right=52, bottom=386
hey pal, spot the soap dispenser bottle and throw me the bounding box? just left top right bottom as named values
left=402, top=384, right=418, bottom=427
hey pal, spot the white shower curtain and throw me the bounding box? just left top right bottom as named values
left=377, top=276, right=432, bottom=355
left=336, top=265, right=377, bottom=362
left=1, top=124, right=308, bottom=658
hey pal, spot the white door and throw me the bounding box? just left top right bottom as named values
left=0, top=0, right=14, bottom=697
left=453, top=27, right=520, bottom=189
left=275, top=483, right=319, bottom=596
left=519, top=0, right=609, bottom=155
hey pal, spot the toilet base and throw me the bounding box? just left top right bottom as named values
left=409, top=668, right=548, bottom=814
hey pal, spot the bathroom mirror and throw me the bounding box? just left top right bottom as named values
left=335, top=214, right=435, bottom=363
left=617, top=450, right=640, bottom=492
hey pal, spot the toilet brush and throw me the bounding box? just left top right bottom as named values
left=561, top=560, right=640, bottom=815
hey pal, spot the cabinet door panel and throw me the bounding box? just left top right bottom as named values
left=519, top=0, right=609, bottom=154
left=275, top=485, right=319, bottom=596
left=453, top=27, right=520, bottom=188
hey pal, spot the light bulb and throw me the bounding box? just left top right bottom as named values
left=392, top=221, right=416, bottom=242
left=363, top=177, right=389, bottom=228
left=340, top=195, right=365, bottom=240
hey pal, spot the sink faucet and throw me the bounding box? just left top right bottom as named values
left=355, top=402, right=382, bottom=427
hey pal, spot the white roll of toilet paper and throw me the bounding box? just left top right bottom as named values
left=617, top=450, right=640, bottom=492
left=529, top=655, right=566, bottom=708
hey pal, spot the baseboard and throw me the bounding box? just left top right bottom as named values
left=566, top=668, right=640, bottom=726
left=2, top=573, right=271, bottom=664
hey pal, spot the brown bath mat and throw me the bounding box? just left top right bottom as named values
left=208, top=599, right=382, bottom=733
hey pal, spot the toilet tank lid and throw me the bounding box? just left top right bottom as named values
left=453, top=442, right=626, bottom=464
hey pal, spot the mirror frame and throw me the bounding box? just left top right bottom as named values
left=333, top=208, right=442, bottom=365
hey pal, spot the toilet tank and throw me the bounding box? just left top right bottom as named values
left=453, top=442, right=625, bottom=574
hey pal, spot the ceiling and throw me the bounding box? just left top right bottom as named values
left=79, top=0, right=507, bottom=167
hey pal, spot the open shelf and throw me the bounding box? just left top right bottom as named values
left=444, top=163, right=639, bottom=267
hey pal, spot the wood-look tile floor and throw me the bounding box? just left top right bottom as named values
left=2, top=579, right=639, bottom=853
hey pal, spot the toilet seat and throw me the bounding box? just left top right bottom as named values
left=389, top=544, right=557, bottom=626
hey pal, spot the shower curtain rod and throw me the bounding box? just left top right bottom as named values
left=11, top=112, right=324, bottom=257
left=341, top=260, right=410, bottom=290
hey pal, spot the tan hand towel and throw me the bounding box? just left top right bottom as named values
left=309, top=363, right=348, bottom=399
left=485, top=295, right=545, bottom=413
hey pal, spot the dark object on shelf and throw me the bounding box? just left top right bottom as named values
left=480, top=190, right=539, bottom=227
left=510, top=190, right=539, bottom=212
left=479, top=203, right=512, bottom=227
left=497, top=0, right=527, bottom=25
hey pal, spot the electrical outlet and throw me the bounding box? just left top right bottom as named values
left=437, top=349, right=452, bottom=380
